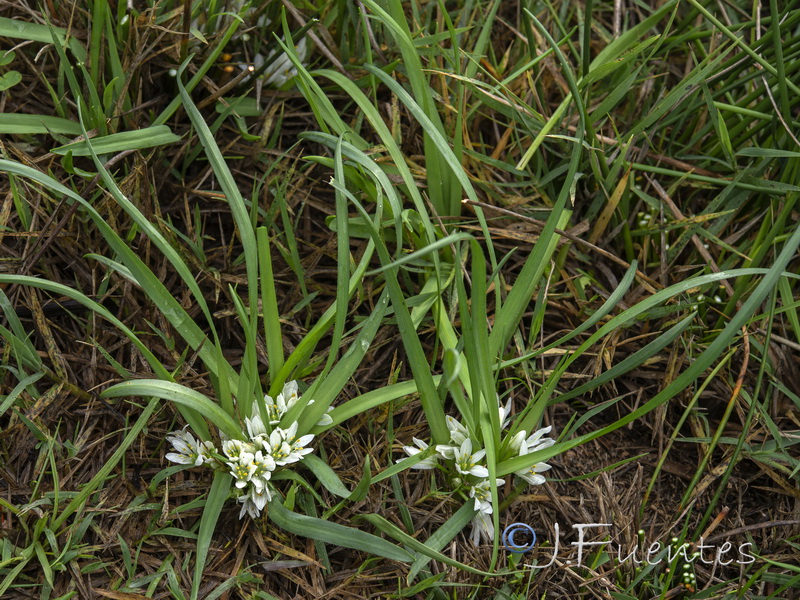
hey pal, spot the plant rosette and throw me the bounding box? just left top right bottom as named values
left=400, top=399, right=555, bottom=546
left=165, top=380, right=332, bottom=518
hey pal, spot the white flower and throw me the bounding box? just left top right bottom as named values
left=468, top=478, right=505, bottom=514
left=222, top=438, right=254, bottom=461
left=445, top=416, right=469, bottom=445
left=249, top=450, right=276, bottom=492
left=515, top=461, right=551, bottom=486
left=508, top=430, right=528, bottom=455
left=524, top=426, right=555, bottom=452
left=278, top=380, right=299, bottom=406
left=498, top=397, right=513, bottom=430
left=264, top=381, right=320, bottom=425
left=469, top=510, right=494, bottom=546
left=435, top=443, right=459, bottom=460
left=453, top=439, right=489, bottom=478
left=279, top=422, right=315, bottom=465
left=399, top=438, right=438, bottom=469
left=228, top=451, right=257, bottom=488
left=268, top=422, right=314, bottom=466
left=237, top=484, right=272, bottom=519
left=267, top=427, right=293, bottom=463
left=509, top=426, right=555, bottom=455
left=246, top=411, right=268, bottom=440
left=165, top=428, right=216, bottom=467
left=512, top=426, right=555, bottom=486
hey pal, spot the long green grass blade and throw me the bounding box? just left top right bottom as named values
left=268, top=498, right=412, bottom=562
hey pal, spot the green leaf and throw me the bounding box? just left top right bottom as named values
left=0, top=71, right=20, bottom=91
left=360, top=513, right=496, bottom=576
left=302, top=454, right=351, bottom=499
left=50, top=126, right=181, bottom=155
left=407, top=502, right=476, bottom=581
left=0, top=17, right=86, bottom=62
left=0, top=114, right=82, bottom=135
left=191, top=471, right=231, bottom=600
left=100, top=380, right=243, bottom=440
left=736, top=148, right=800, bottom=158
left=268, top=498, right=412, bottom=562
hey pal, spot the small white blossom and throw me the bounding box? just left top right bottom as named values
left=237, top=484, right=272, bottom=519
left=468, top=478, right=505, bottom=514
left=513, top=426, right=555, bottom=486
left=246, top=411, right=268, bottom=440
left=400, top=438, right=438, bottom=469
left=524, top=426, right=555, bottom=452
left=228, top=451, right=256, bottom=488
left=469, top=510, right=494, bottom=546
left=249, top=450, right=276, bottom=492
left=453, top=439, right=489, bottom=478
left=278, top=422, right=315, bottom=465
left=515, top=461, right=552, bottom=486
left=267, top=427, right=292, bottom=463
left=222, top=438, right=253, bottom=461
left=165, top=428, right=215, bottom=467
left=435, top=443, right=459, bottom=460
left=445, top=416, right=469, bottom=445
left=498, top=397, right=513, bottom=430
left=263, top=381, right=332, bottom=426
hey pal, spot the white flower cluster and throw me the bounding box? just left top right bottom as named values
left=165, top=381, right=330, bottom=519
left=400, top=399, right=555, bottom=546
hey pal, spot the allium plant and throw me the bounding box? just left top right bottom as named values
left=401, top=400, right=555, bottom=546
left=165, top=381, right=332, bottom=518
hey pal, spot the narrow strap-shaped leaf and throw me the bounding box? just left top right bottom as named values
left=406, top=502, right=477, bottom=582
left=52, top=398, right=159, bottom=530
left=101, top=380, right=243, bottom=440
left=302, top=455, right=351, bottom=498
left=360, top=514, right=496, bottom=576
left=268, top=498, right=412, bottom=563
left=191, top=471, right=232, bottom=600
left=499, top=223, right=800, bottom=476
left=50, top=125, right=180, bottom=155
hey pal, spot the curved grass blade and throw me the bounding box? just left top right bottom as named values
left=0, top=114, right=82, bottom=135
left=50, top=126, right=181, bottom=156
left=294, top=289, right=390, bottom=431
left=52, top=398, right=159, bottom=530
left=360, top=514, right=496, bottom=576
left=191, top=471, right=231, bottom=600
left=268, top=498, right=412, bottom=563
left=406, top=502, right=477, bottom=582
left=498, top=224, right=800, bottom=477
left=0, top=274, right=168, bottom=379
left=302, top=454, right=351, bottom=499
left=101, top=380, right=243, bottom=440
